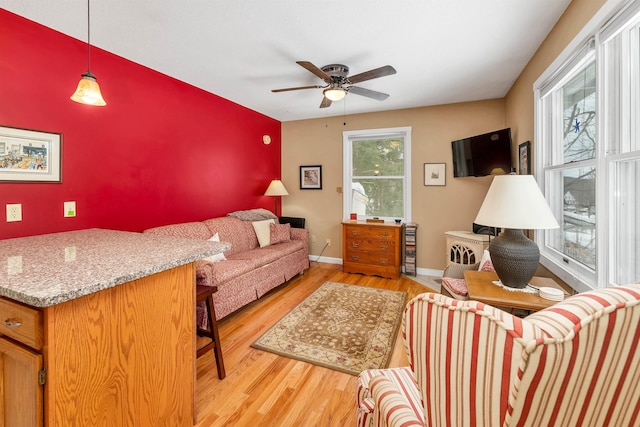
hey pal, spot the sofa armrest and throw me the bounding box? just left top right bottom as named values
left=195, top=260, right=214, bottom=287
left=290, top=227, right=309, bottom=242
left=370, top=376, right=425, bottom=427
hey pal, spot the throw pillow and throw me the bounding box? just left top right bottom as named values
left=441, top=277, right=469, bottom=297
left=252, top=219, right=276, bottom=248
left=478, top=249, right=495, bottom=272
left=204, top=233, right=226, bottom=262
left=270, top=222, right=291, bottom=245
left=442, top=262, right=480, bottom=279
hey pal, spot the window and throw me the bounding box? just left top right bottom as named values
left=535, top=1, right=640, bottom=291
left=342, top=127, right=411, bottom=221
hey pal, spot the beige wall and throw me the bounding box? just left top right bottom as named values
left=282, top=0, right=608, bottom=275
left=282, top=99, right=505, bottom=272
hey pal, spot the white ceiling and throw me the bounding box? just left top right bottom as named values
left=1, top=1, right=571, bottom=122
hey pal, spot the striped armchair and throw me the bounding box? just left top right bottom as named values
left=356, top=284, right=640, bottom=427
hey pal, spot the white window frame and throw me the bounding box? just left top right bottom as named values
left=342, top=127, right=412, bottom=222
left=534, top=0, right=640, bottom=292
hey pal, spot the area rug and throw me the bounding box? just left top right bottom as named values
left=251, top=281, right=407, bottom=376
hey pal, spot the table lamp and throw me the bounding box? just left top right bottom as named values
left=474, top=175, right=559, bottom=288
left=264, top=179, right=289, bottom=217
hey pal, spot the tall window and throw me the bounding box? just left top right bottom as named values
left=536, top=1, right=640, bottom=291
left=342, top=127, right=411, bottom=221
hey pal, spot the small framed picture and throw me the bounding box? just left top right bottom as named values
left=0, top=125, right=62, bottom=182
left=424, top=163, right=445, bottom=186
left=519, top=141, right=531, bottom=175
left=300, top=165, right=322, bottom=189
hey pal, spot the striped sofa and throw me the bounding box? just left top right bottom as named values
left=356, top=284, right=640, bottom=426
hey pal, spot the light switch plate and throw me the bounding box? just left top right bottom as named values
left=64, top=201, right=76, bottom=217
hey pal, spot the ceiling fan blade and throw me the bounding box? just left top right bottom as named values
left=347, top=65, right=397, bottom=84
left=297, top=61, right=332, bottom=82
left=272, top=85, right=324, bottom=93
left=348, top=86, right=390, bottom=101
left=320, top=97, right=332, bottom=108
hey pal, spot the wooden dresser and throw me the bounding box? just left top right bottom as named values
left=342, top=221, right=402, bottom=279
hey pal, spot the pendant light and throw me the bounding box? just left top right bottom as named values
left=70, top=0, right=106, bottom=106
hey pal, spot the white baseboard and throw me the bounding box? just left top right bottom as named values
left=309, top=255, right=343, bottom=264
left=416, top=267, right=443, bottom=277
left=308, top=256, right=444, bottom=277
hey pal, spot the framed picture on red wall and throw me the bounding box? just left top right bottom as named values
left=0, top=125, right=62, bottom=182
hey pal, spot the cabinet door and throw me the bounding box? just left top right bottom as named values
left=0, top=337, right=43, bottom=427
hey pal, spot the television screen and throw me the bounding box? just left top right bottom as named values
left=452, top=128, right=513, bottom=177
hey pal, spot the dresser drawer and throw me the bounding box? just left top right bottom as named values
left=0, top=298, right=43, bottom=351
left=345, top=238, right=396, bottom=253
left=344, top=250, right=396, bottom=267
left=343, top=225, right=395, bottom=240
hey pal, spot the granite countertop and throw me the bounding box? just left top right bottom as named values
left=0, top=228, right=231, bottom=308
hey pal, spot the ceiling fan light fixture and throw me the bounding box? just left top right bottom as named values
left=323, top=87, right=346, bottom=101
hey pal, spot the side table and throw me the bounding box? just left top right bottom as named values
left=196, top=285, right=226, bottom=379
left=464, top=270, right=566, bottom=312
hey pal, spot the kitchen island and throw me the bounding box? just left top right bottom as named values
left=0, top=228, right=229, bottom=427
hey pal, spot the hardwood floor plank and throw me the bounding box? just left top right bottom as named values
left=194, top=262, right=436, bottom=426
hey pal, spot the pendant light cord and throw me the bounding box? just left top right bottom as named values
left=86, top=0, right=92, bottom=74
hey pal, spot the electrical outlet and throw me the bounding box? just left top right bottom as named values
left=326, top=238, right=331, bottom=247
left=6, top=204, right=22, bottom=222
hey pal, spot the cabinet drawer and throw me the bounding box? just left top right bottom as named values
left=344, top=250, right=396, bottom=266
left=346, top=238, right=396, bottom=253
left=344, top=225, right=396, bottom=240
left=0, top=298, right=43, bottom=351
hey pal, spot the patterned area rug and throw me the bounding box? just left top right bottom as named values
left=251, top=281, right=407, bottom=376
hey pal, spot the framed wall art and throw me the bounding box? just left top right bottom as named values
left=300, top=165, right=322, bottom=189
left=424, top=163, right=446, bottom=186
left=519, top=141, right=531, bottom=175
left=0, top=126, right=62, bottom=182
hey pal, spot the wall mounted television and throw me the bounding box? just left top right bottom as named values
left=451, top=128, right=513, bottom=177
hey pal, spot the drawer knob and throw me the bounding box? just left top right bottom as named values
left=351, top=256, right=360, bottom=261
left=351, top=231, right=360, bottom=236
left=379, top=245, right=388, bottom=250
left=380, top=258, right=388, bottom=264
left=4, top=318, right=21, bottom=327
left=352, top=242, right=360, bottom=248
left=380, top=232, right=389, bottom=237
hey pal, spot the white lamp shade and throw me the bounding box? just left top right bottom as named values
left=264, top=179, right=289, bottom=196
left=474, top=175, right=559, bottom=230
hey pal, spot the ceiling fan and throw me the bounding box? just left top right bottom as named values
left=272, top=61, right=397, bottom=108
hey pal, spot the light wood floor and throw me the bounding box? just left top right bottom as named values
left=194, top=262, right=436, bottom=427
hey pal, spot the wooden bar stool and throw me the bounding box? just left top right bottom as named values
left=196, top=285, right=226, bottom=379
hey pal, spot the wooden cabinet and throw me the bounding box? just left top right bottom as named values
left=0, top=335, right=44, bottom=427
left=0, top=297, right=44, bottom=427
left=0, top=264, right=195, bottom=427
left=342, top=221, right=402, bottom=279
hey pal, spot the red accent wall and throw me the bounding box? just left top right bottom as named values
left=0, top=10, right=281, bottom=239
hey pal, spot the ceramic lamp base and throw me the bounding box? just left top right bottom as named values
left=488, top=228, right=539, bottom=289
